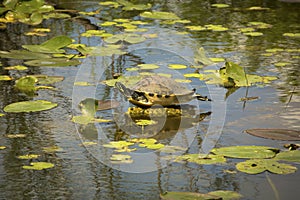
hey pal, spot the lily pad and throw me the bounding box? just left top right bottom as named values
left=31, top=75, right=64, bottom=84
left=22, top=35, right=73, bottom=53
left=135, top=119, right=157, bottom=126
left=175, top=154, right=226, bottom=165
left=0, top=146, right=7, bottom=150
left=4, top=65, right=28, bottom=70
left=42, top=146, right=63, bottom=153
left=22, top=162, right=55, bottom=170
left=208, top=190, right=242, bottom=200
left=168, top=64, right=187, bottom=69
left=110, top=154, right=133, bottom=164
left=17, top=154, right=40, bottom=159
left=211, top=146, right=278, bottom=159
left=4, top=100, right=57, bottom=113
left=105, top=33, right=146, bottom=44
left=211, top=4, right=230, bottom=8
left=77, top=45, right=126, bottom=56
left=194, top=47, right=214, bottom=65
left=0, top=50, right=51, bottom=59
left=117, top=0, right=151, bottom=10
left=6, top=134, right=26, bottom=138
left=138, top=63, right=160, bottom=70
left=15, top=76, right=38, bottom=95
left=186, top=25, right=207, bottom=31
left=0, top=113, right=5, bottom=117
left=140, top=11, right=180, bottom=20
left=243, top=32, right=263, bottom=37
left=236, top=159, right=297, bottom=174
left=283, top=33, right=300, bottom=38
left=275, top=150, right=300, bottom=163
left=245, top=129, right=300, bottom=141
left=160, top=191, right=221, bottom=200
left=0, top=75, right=12, bottom=81
left=103, top=141, right=135, bottom=149
left=24, top=58, right=81, bottom=67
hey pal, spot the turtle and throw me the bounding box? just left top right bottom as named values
left=115, top=75, right=211, bottom=108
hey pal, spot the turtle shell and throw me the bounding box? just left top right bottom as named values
left=119, top=75, right=196, bottom=107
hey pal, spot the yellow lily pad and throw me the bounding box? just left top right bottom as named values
left=243, top=32, right=263, bottom=37
left=0, top=146, right=6, bottom=150
left=210, top=57, right=225, bottom=62
left=138, top=63, right=160, bottom=70
left=168, top=64, right=187, bottom=69
left=140, top=11, right=180, bottom=20
left=22, top=162, right=55, bottom=170
left=0, top=75, right=12, bottom=81
left=135, top=119, right=157, bottom=126
left=110, top=154, right=133, bottom=164
left=17, top=154, right=40, bottom=159
left=6, top=134, right=26, bottom=138
left=103, top=141, right=135, bottom=149
left=4, top=65, right=28, bottom=70
left=0, top=113, right=5, bottom=117
left=42, top=146, right=63, bottom=153
left=82, top=141, right=97, bottom=146
left=283, top=33, right=300, bottom=38
left=211, top=3, right=230, bottom=8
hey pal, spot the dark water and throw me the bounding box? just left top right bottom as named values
left=0, top=0, right=300, bottom=199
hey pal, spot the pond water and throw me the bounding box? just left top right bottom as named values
left=0, top=0, right=300, bottom=199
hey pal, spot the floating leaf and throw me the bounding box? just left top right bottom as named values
left=22, top=162, right=54, bottom=170
left=105, top=33, right=146, bottom=44
left=248, top=21, right=272, bottom=29
left=4, top=65, right=28, bottom=70
left=160, top=191, right=220, bottom=200
left=24, top=58, right=81, bottom=67
left=135, top=119, right=157, bottom=126
left=138, top=63, right=160, bottom=70
left=210, top=58, right=225, bottom=62
left=17, top=154, right=40, bottom=159
left=211, top=146, right=278, bottom=159
left=140, top=11, right=180, bottom=20
left=205, top=24, right=228, bottom=32
left=240, top=27, right=255, bottom=33
left=194, top=47, right=214, bottom=65
left=74, top=81, right=94, bottom=86
left=77, top=45, right=126, bottom=56
left=82, top=141, right=97, bottom=146
left=71, top=115, right=94, bottom=125
left=103, top=141, right=135, bottom=149
left=243, top=32, right=263, bottom=37
left=283, top=33, right=300, bottom=38
left=246, top=6, right=270, bottom=11
left=208, top=190, right=243, bottom=200
left=185, top=25, right=207, bottom=31
left=175, top=79, right=191, bottom=83
left=211, top=4, right=230, bottom=8
left=117, top=0, right=151, bottom=10
left=42, top=146, right=63, bottom=153
left=175, top=153, right=226, bottom=165
left=100, top=21, right=117, bottom=26
left=0, top=50, right=51, bottom=59
left=236, top=159, right=297, bottom=174
left=99, top=1, right=120, bottom=8
left=168, top=64, right=187, bottom=69
left=0, top=75, right=12, bottom=81
left=22, top=35, right=73, bottom=53
left=43, top=12, right=71, bottom=19
left=245, top=129, right=300, bottom=141
left=15, top=76, right=38, bottom=95
left=274, top=62, right=291, bottom=67
left=6, top=134, right=26, bottom=138
left=275, top=150, right=300, bottom=163
left=4, top=100, right=57, bottom=113
left=81, top=30, right=112, bottom=38
left=139, top=142, right=165, bottom=150
left=0, top=146, right=6, bottom=150
left=0, top=113, right=5, bottom=117
left=110, top=154, right=133, bottom=164
left=31, top=75, right=64, bottom=84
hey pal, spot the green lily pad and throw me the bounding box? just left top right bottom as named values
left=236, top=159, right=297, bottom=174
left=77, top=45, right=126, bottom=56
left=208, top=190, right=242, bottom=200
left=248, top=21, right=272, bottom=29
left=31, top=75, right=64, bottom=84
left=0, top=75, right=12, bottom=81
left=0, top=50, right=51, bottom=60
left=184, top=73, right=204, bottom=79
left=110, top=154, right=133, bottom=164
left=160, top=191, right=221, bottom=200
left=24, top=58, right=81, bottom=67
left=211, top=4, right=230, bottom=8
left=240, top=27, right=256, bottom=33
left=135, top=119, right=157, bottom=126
left=245, top=129, right=300, bottom=141
left=71, top=115, right=94, bottom=125
left=246, top=6, right=270, bottom=11
left=210, top=57, right=225, bottom=62
left=275, top=150, right=300, bottom=163
left=274, top=62, right=291, bottom=67
left=140, top=11, right=180, bottom=20
left=22, top=35, right=73, bottom=53
left=17, top=154, right=40, bottom=159
left=175, top=153, right=226, bottom=165
left=0, top=146, right=6, bottom=150
left=194, top=47, right=214, bottom=65
left=22, top=162, right=55, bottom=170
left=205, top=24, right=228, bottom=32
left=4, top=100, right=57, bottom=113
left=0, top=113, right=5, bottom=117
left=81, top=30, right=113, bottom=38
left=105, top=33, right=146, bottom=44
left=211, top=146, right=278, bottom=159
left=4, top=65, right=28, bottom=70
left=168, top=64, right=187, bottom=69
left=15, top=76, right=38, bottom=95
left=99, top=1, right=120, bottom=8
